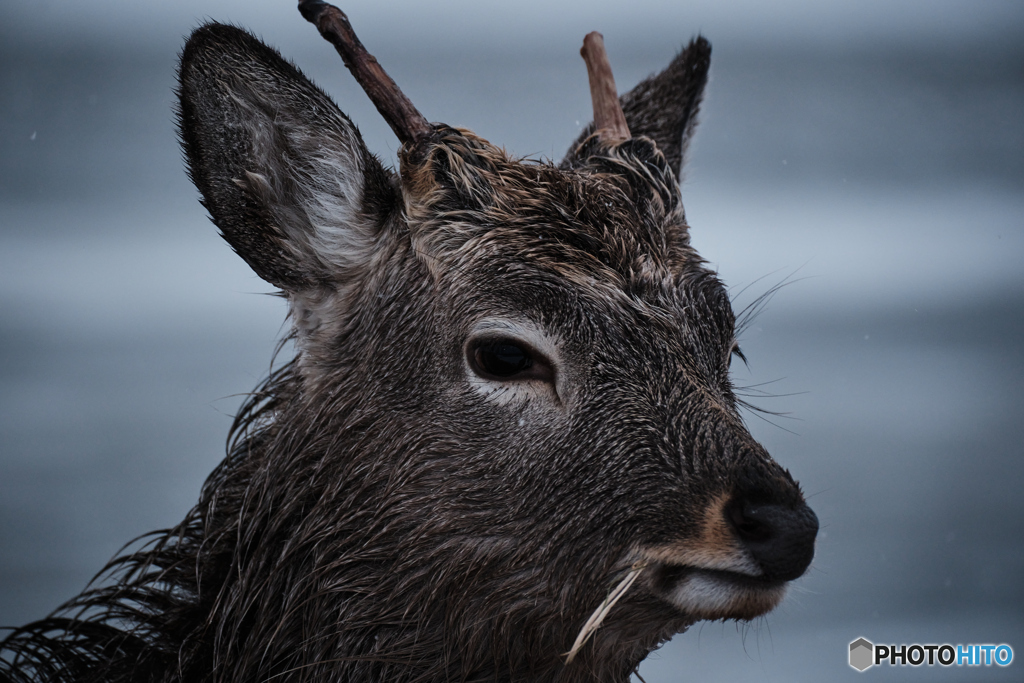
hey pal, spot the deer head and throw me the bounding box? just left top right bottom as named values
left=172, top=2, right=818, bottom=680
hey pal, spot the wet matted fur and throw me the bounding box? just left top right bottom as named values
left=0, top=19, right=816, bottom=683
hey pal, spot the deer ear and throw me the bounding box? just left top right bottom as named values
left=561, top=36, right=711, bottom=179
left=178, top=23, right=398, bottom=292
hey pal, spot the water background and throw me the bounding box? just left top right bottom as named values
left=1, top=1, right=1022, bottom=680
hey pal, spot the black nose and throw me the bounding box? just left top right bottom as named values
left=726, top=495, right=818, bottom=582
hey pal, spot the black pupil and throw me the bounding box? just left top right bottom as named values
left=478, top=342, right=532, bottom=377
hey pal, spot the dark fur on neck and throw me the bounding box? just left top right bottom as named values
left=0, top=357, right=686, bottom=683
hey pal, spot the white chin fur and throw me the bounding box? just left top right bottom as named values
left=666, top=572, right=787, bottom=621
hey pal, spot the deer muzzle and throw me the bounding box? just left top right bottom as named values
left=639, top=482, right=818, bottom=621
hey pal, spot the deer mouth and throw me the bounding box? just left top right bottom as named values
left=645, top=561, right=787, bottom=621
left=565, top=556, right=783, bottom=663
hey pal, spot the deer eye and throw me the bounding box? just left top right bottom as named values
left=473, top=340, right=532, bottom=377
left=468, top=338, right=553, bottom=382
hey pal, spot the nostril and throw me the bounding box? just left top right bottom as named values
left=726, top=496, right=818, bottom=582
left=728, top=501, right=774, bottom=543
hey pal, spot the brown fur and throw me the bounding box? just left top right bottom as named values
left=0, top=20, right=816, bottom=683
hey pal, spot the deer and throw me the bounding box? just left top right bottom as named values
left=0, top=2, right=818, bottom=681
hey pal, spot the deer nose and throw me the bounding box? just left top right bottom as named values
left=726, top=496, right=818, bottom=582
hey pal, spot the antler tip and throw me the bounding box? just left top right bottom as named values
left=297, top=0, right=326, bottom=24
left=298, top=0, right=432, bottom=147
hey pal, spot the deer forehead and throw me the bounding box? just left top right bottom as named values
left=400, top=152, right=719, bottom=323
left=404, top=132, right=684, bottom=276
left=404, top=193, right=734, bottom=353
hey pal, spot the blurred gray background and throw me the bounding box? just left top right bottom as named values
left=1, top=1, right=1022, bottom=680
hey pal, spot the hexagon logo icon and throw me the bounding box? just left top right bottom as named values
left=849, top=637, right=874, bottom=671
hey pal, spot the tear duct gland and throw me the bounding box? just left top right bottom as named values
left=0, top=3, right=817, bottom=682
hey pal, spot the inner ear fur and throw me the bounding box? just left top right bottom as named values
left=178, top=23, right=398, bottom=292
left=561, top=36, right=711, bottom=180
